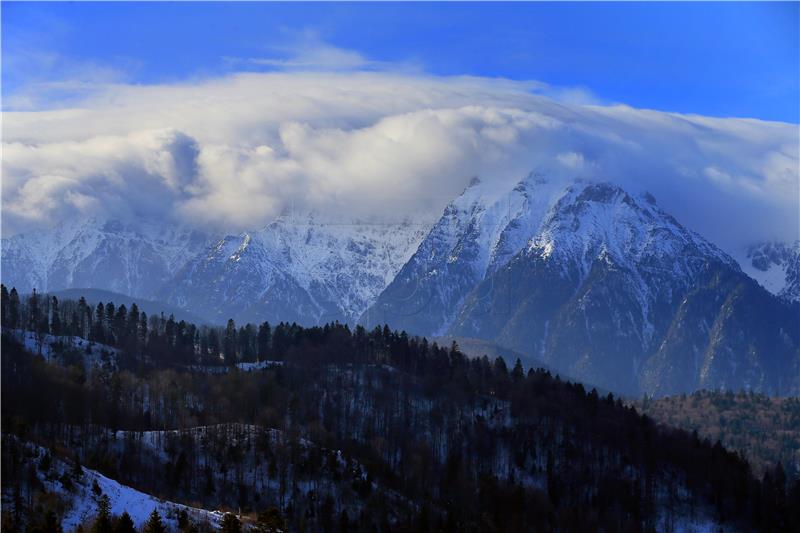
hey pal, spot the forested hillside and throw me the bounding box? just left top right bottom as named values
left=638, top=391, right=800, bottom=481
left=2, top=286, right=799, bottom=532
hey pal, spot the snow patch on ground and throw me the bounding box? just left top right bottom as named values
left=13, top=442, right=224, bottom=532
left=11, top=329, right=118, bottom=368
left=236, top=360, right=284, bottom=371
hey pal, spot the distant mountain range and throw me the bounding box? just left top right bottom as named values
left=3, top=173, right=798, bottom=396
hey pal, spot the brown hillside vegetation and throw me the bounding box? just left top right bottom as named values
left=637, top=390, right=800, bottom=479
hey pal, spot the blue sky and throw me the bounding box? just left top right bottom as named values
left=3, top=1, right=798, bottom=122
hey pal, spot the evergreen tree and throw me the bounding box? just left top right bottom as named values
left=51, top=296, right=62, bottom=337
left=70, top=310, right=80, bottom=337
left=143, top=509, right=166, bottom=533
left=105, top=303, right=116, bottom=342
left=127, top=304, right=140, bottom=351
left=165, top=314, right=176, bottom=351
left=450, top=339, right=460, bottom=355
left=93, top=303, right=106, bottom=342
left=1, top=284, right=9, bottom=328
left=72, top=452, right=83, bottom=479
left=224, top=319, right=237, bottom=362
left=219, top=513, right=241, bottom=533
left=8, top=287, right=20, bottom=329
left=113, top=304, right=127, bottom=346
left=28, top=288, right=40, bottom=332
left=239, top=323, right=256, bottom=362
left=31, top=509, right=62, bottom=533
left=512, top=358, right=525, bottom=382
left=208, top=328, right=220, bottom=362
left=200, top=333, right=210, bottom=362
left=78, top=296, right=89, bottom=337
left=254, top=507, right=285, bottom=533
left=177, top=509, right=190, bottom=530
left=139, top=312, right=148, bottom=348
left=92, top=494, right=113, bottom=533
left=257, top=321, right=272, bottom=360
left=339, top=510, right=350, bottom=533
left=114, top=512, right=135, bottom=533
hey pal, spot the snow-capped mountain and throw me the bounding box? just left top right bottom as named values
left=739, top=241, right=800, bottom=303
left=3, top=173, right=798, bottom=396
left=160, top=214, right=429, bottom=324
left=362, top=175, right=800, bottom=396
left=0, top=218, right=212, bottom=299
left=2, top=214, right=428, bottom=326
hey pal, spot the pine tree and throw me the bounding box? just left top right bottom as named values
left=8, top=287, right=20, bottom=329
left=51, top=296, right=62, bottom=336
left=92, top=494, right=113, bottom=533
left=1, top=284, right=9, bottom=328
left=93, top=303, right=106, bottom=342
left=208, top=328, right=220, bottom=362
left=224, top=319, right=237, bottom=362
left=29, top=288, right=40, bottom=332
left=139, top=312, right=148, bottom=347
left=257, top=321, right=272, bottom=361
left=219, top=513, right=241, bottom=533
left=253, top=507, right=285, bottom=532
left=78, top=296, right=89, bottom=337
left=70, top=310, right=80, bottom=337
left=143, top=509, right=165, bottom=533
left=114, top=512, right=135, bottom=533
left=127, top=303, right=140, bottom=351
left=105, top=302, right=116, bottom=342
left=72, top=452, right=83, bottom=479
left=176, top=509, right=189, bottom=530
left=512, top=358, right=524, bottom=382
left=114, top=304, right=127, bottom=346
left=31, top=509, right=63, bottom=533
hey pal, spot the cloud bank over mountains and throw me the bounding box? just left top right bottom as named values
left=2, top=69, right=798, bottom=255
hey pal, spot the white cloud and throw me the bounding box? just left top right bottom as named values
left=223, top=29, right=421, bottom=74
left=1, top=70, right=798, bottom=256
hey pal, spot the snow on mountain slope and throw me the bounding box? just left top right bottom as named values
left=365, top=174, right=799, bottom=396
left=257, top=214, right=430, bottom=320
left=360, top=173, right=569, bottom=334
left=2, top=214, right=429, bottom=326
left=162, top=214, right=430, bottom=325
left=362, top=173, right=736, bottom=339
left=738, top=241, right=800, bottom=303
left=2, top=173, right=795, bottom=384
left=508, top=181, right=739, bottom=347
left=1, top=217, right=212, bottom=300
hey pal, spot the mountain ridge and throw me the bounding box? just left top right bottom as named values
left=3, top=173, right=797, bottom=396
left=362, top=175, right=799, bottom=396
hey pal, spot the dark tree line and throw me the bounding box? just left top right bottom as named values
left=2, top=288, right=800, bottom=532
left=1, top=285, right=284, bottom=367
